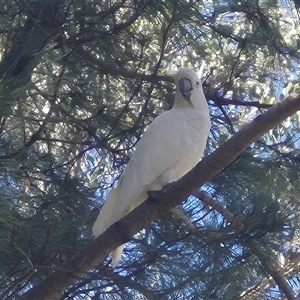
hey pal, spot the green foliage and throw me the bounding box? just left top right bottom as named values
left=0, top=0, right=299, bottom=299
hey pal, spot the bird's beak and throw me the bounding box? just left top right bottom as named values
left=179, top=78, right=193, bottom=102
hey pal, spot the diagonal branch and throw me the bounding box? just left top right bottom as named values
left=192, top=190, right=243, bottom=229
left=239, top=252, right=300, bottom=299
left=19, top=91, right=300, bottom=300
left=246, top=241, right=296, bottom=300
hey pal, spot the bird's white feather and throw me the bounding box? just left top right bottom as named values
left=92, top=67, right=211, bottom=266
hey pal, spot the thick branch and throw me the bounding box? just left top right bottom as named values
left=19, top=92, right=300, bottom=300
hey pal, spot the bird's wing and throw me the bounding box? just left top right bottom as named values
left=93, top=106, right=209, bottom=239
left=108, top=108, right=206, bottom=224
left=92, top=109, right=191, bottom=235
left=92, top=186, right=120, bottom=237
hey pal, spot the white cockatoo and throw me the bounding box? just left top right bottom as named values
left=92, top=67, right=211, bottom=266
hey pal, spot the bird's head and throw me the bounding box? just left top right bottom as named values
left=173, top=67, right=206, bottom=110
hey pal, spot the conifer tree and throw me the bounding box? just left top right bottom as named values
left=1, top=1, right=300, bottom=299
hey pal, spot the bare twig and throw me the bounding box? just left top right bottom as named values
left=192, top=190, right=243, bottom=229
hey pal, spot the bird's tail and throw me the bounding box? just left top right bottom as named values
left=92, top=187, right=119, bottom=237
left=92, top=187, right=126, bottom=266
left=111, top=244, right=125, bottom=267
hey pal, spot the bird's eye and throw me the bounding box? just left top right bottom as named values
left=196, top=81, right=200, bottom=86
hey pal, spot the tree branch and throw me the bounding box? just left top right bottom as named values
left=239, top=252, right=300, bottom=299
left=19, top=91, right=300, bottom=300
left=192, top=190, right=243, bottom=228
left=214, top=97, right=273, bottom=109
left=247, top=241, right=296, bottom=300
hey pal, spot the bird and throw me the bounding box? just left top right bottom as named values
left=92, top=67, right=211, bottom=266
